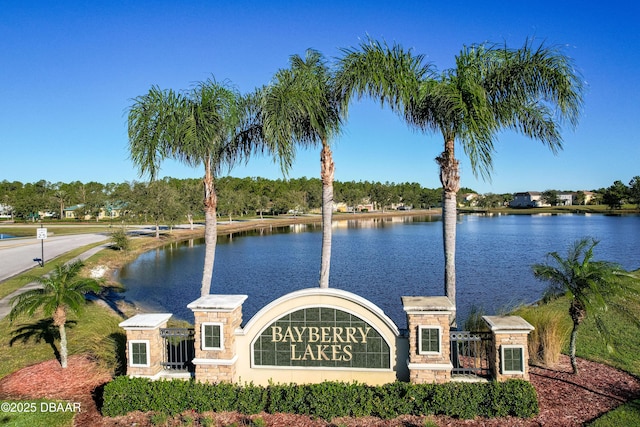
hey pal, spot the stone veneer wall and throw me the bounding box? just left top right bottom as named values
left=188, top=295, right=247, bottom=384
left=402, top=296, right=454, bottom=384
left=119, top=313, right=172, bottom=378
left=192, top=306, right=243, bottom=382
left=483, top=315, right=534, bottom=382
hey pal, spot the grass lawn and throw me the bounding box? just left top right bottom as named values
left=0, top=223, right=116, bottom=237
left=0, top=228, right=205, bottom=378
left=587, top=399, right=640, bottom=426
left=0, top=399, right=75, bottom=427
left=0, top=301, right=125, bottom=379
left=0, top=242, right=106, bottom=300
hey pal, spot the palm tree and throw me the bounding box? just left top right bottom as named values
left=52, top=187, right=67, bottom=220
left=532, top=238, right=622, bottom=374
left=336, top=38, right=584, bottom=313
left=261, top=49, right=343, bottom=288
left=128, top=78, right=283, bottom=296
left=9, top=260, right=101, bottom=368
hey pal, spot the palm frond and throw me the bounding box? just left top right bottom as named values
left=335, top=37, right=432, bottom=118
left=532, top=237, right=624, bottom=317
left=127, top=86, right=182, bottom=180
left=261, top=48, right=343, bottom=162
left=9, top=260, right=101, bottom=322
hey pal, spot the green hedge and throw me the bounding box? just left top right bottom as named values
left=102, top=377, right=538, bottom=420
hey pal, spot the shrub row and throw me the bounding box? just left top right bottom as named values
left=102, top=377, right=538, bottom=420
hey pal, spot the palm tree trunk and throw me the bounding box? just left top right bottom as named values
left=569, top=321, right=579, bottom=374
left=436, top=138, right=460, bottom=313
left=200, top=168, right=218, bottom=296
left=319, top=140, right=335, bottom=289
left=53, top=307, right=68, bottom=368
left=568, top=299, right=585, bottom=374
left=58, top=323, right=68, bottom=368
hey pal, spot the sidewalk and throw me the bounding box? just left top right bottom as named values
left=0, top=243, right=110, bottom=320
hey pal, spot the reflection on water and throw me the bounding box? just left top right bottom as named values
left=118, top=214, right=640, bottom=329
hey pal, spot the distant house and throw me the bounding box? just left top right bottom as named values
left=334, top=199, right=375, bottom=213
left=577, top=191, right=597, bottom=205
left=356, top=202, right=375, bottom=212
left=459, top=193, right=479, bottom=207
left=510, top=191, right=550, bottom=208
left=334, top=202, right=348, bottom=213
left=0, top=204, right=12, bottom=219
left=64, top=204, right=124, bottom=220
left=64, top=204, right=85, bottom=219
left=558, top=193, right=573, bottom=206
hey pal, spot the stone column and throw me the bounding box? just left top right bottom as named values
left=483, top=316, right=534, bottom=381
left=188, top=294, right=247, bottom=383
left=119, top=313, right=172, bottom=379
left=402, top=296, right=454, bottom=384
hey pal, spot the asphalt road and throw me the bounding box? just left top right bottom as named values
left=0, top=233, right=111, bottom=320
left=0, top=233, right=110, bottom=283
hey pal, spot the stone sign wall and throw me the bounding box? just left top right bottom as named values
left=119, top=288, right=534, bottom=386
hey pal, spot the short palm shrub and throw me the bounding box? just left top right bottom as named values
left=532, top=237, right=631, bottom=374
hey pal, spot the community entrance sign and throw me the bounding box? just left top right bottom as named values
left=252, top=306, right=390, bottom=369
left=120, top=288, right=534, bottom=386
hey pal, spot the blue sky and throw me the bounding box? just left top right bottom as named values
left=1, top=1, right=638, bottom=194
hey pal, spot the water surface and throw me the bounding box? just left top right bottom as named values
left=118, top=214, right=640, bottom=329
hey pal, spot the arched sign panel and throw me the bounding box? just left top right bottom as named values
left=252, top=306, right=391, bottom=369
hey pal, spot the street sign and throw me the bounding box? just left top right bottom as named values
left=36, top=228, right=48, bottom=240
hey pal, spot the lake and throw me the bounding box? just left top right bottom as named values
left=117, top=213, right=640, bottom=329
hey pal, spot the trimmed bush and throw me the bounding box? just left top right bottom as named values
left=102, top=377, right=538, bottom=421
left=109, top=228, right=130, bottom=251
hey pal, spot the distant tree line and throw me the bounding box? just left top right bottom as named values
left=0, top=177, right=463, bottom=223
left=2, top=175, right=636, bottom=223
left=600, top=177, right=640, bottom=209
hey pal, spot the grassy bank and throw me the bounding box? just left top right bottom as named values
left=0, top=302, right=124, bottom=379
left=512, top=270, right=640, bottom=377
left=459, top=204, right=640, bottom=215
left=513, top=270, right=640, bottom=426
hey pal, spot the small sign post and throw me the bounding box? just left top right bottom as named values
left=36, top=225, right=47, bottom=267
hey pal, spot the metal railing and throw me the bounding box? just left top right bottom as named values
left=450, top=330, right=491, bottom=378
left=160, top=328, right=195, bottom=372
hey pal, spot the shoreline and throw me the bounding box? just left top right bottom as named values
left=214, top=209, right=441, bottom=235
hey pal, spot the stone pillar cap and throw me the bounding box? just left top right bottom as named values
left=402, top=296, right=455, bottom=312
left=187, top=294, right=248, bottom=311
left=119, top=313, right=172, bottom=329
left=482, top=315, right=534, bottom=332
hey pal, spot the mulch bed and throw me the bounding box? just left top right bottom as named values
left=0, top=355, right=111, bottom=426
left=0, top=354, right=638, bottom=426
